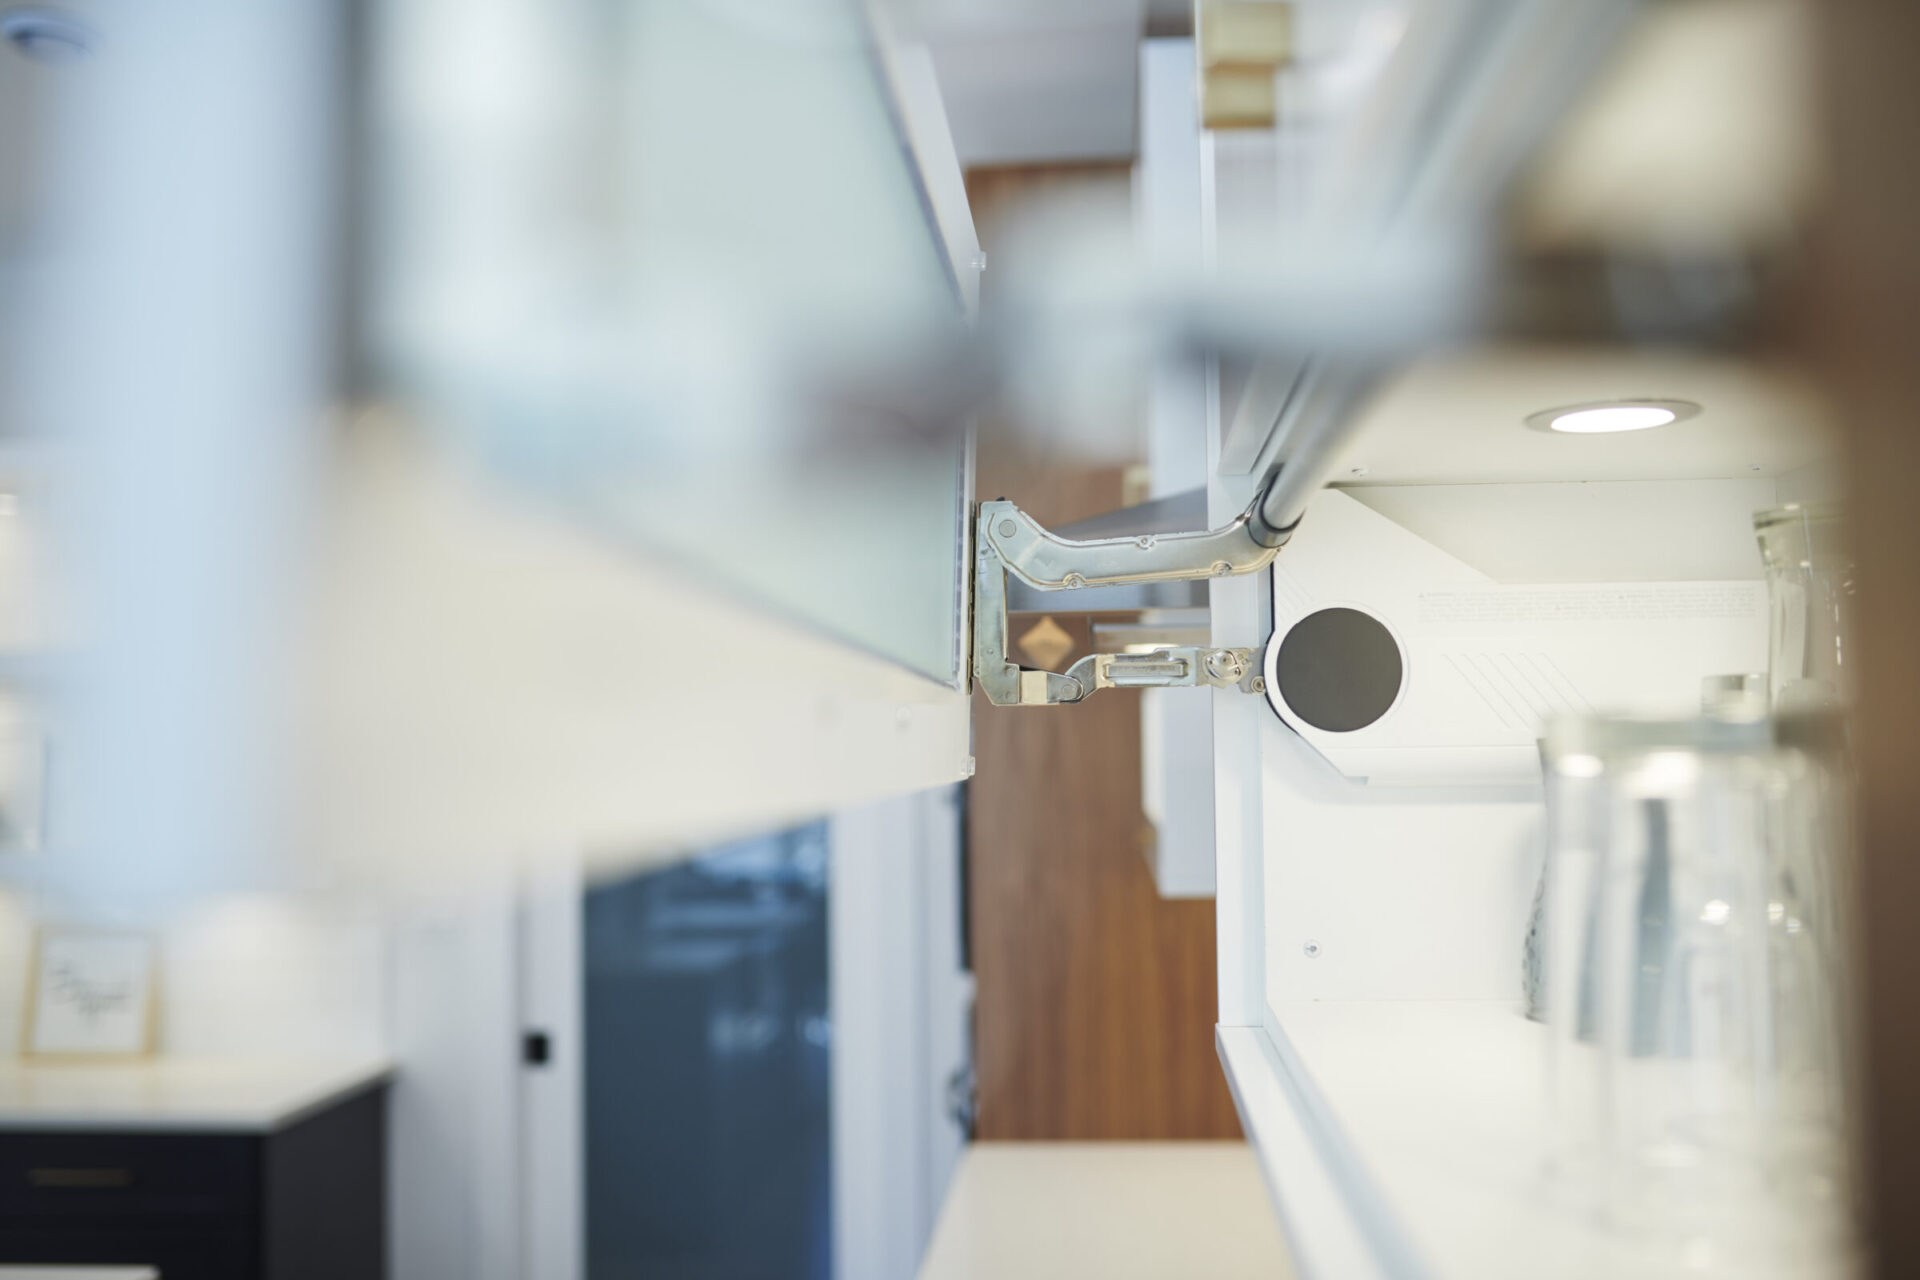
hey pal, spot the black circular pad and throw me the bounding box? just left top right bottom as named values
left=1275, top=607, right=1403, bottom=733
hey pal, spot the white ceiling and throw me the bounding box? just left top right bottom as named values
left=908, top=0, right=1150, bottom=166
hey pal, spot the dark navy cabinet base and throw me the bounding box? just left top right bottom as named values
left=0, top=1085, right=386, bottom=1280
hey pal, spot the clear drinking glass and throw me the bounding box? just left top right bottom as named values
left=1755, top=503, right=1852, bottom=711
left=1538, top=723, right=1613, bottom=1207
left=1540, top=710, right=1857, bottom=1277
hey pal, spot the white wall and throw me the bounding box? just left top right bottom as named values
left=830, top=785, right=972, bottom=1280
left=386, top=879, right=524, bottom=1280
left=0, top=885, right=386, bottom=1059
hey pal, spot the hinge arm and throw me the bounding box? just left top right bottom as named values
left=972, top=494, right=1283, bottom=706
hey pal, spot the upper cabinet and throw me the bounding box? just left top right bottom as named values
left=1177, top=3, right=1840, bottom=1277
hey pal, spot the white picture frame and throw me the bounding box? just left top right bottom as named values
left=25, top=930, right=158, bottom=1058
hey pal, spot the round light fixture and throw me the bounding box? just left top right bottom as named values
left=1524, top=398, right=1701, bottom=435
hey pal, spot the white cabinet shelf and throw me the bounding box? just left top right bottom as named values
left=1222, top=1002, right=1565, bottom=1280
left=1221, top=1001, right=1782, bottom=1280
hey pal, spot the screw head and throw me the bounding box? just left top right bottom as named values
left=1210, top=560, right=1232, bottom=576
left=1303, top=939, right=1322, bottom=959
left=1136, top=535, right=1157, bottom=550
left=1063, top=572, right=1086, bottom=589
left=997, top=519, right=1018, bottom=539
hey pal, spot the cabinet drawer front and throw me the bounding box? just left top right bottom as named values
left=0, top=1224, right=254, bottom=1279
left=0, top=1133, right=258, bottom=1219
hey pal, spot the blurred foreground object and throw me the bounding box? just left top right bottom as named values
left=1803, top=2, right=1920, bottom=1277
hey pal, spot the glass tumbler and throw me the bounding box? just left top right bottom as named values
left=1541, top=711, right=1856, bottom=1277
left=1539, top=725, right=1610, bottom=1168
left=1755, top=503, right=1852, bottom=712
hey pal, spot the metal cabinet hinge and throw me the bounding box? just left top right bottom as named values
left=971, top=490, right=1287, bottom=706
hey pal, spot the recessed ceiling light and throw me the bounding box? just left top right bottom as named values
left=1524, top=399, right=1702, bottom=435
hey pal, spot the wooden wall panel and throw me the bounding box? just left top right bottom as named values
left=966, top=166, right=1242, bottom=1141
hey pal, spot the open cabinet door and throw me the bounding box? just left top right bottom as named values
left=13, top=0, right=986, bottom=903
left=312, top=0, right=986, bottom=891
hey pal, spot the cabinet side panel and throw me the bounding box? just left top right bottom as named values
left=262, top=1088, right=387, bottom=1280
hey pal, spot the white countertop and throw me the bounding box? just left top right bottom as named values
left=0, top=1055, right=393, bottom=1133
left=917, top=1142, right=1296, bottom=1280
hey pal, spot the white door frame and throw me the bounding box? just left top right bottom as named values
left=830, top=784, right=973, bottom=1280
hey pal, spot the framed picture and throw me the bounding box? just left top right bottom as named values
left=24, top=930, right=158, bottom=1058
left=0, top=721, right=44, bottom=853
